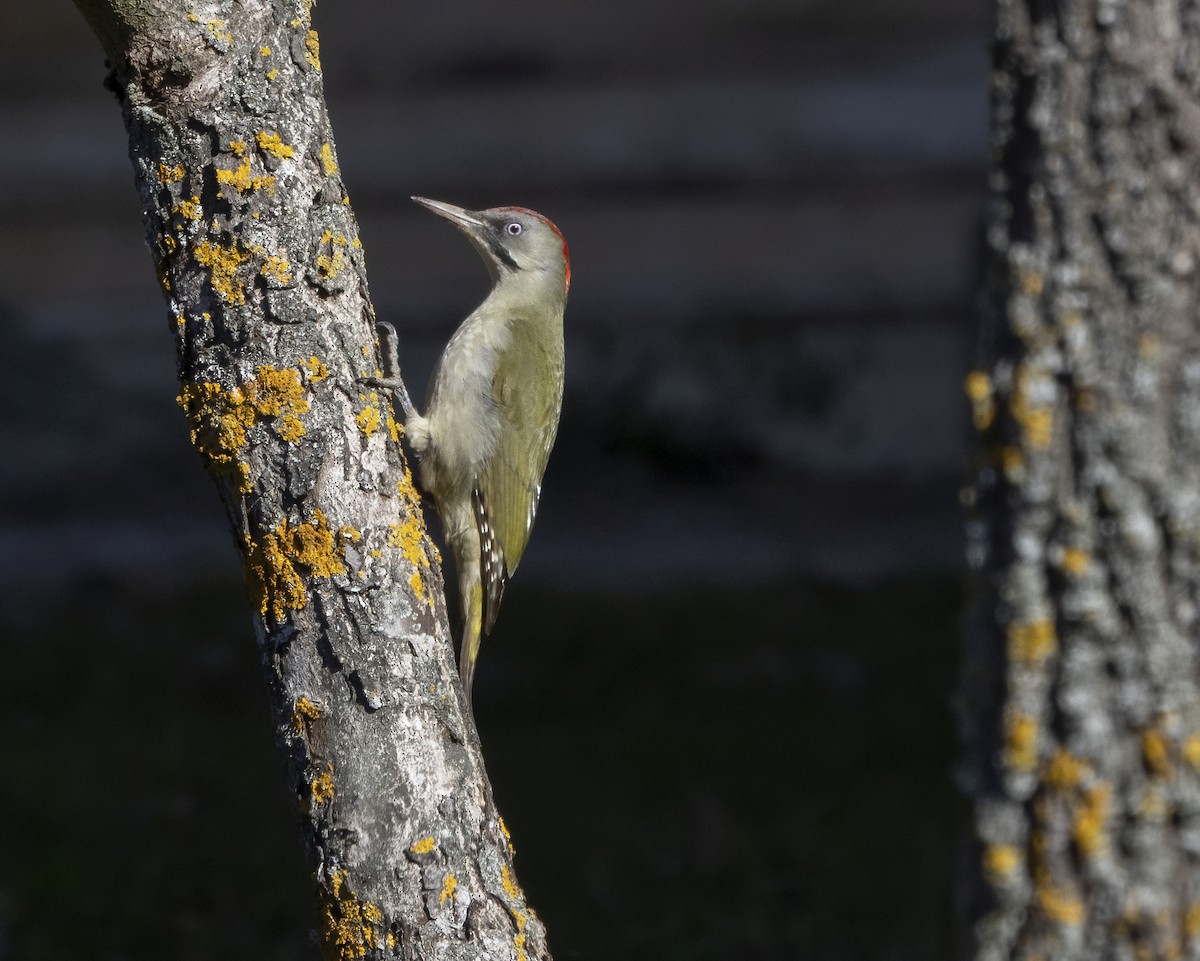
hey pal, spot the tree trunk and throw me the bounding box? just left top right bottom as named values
left=959, top=1, right=1200, bottom=959
left=69, top=2, right=550, bottom=957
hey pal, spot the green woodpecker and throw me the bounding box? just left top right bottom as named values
left=373, top=197, right=568, bottom=697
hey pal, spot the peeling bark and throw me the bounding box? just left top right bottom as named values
left=69, top=1, right=551, bottom=957
left=960, top=1, right=1200, bottom=959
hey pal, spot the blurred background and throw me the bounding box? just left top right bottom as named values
left=1, top=1, right=986, bottom=958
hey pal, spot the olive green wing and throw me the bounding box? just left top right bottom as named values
left=475, top=330, right=564, bottom=634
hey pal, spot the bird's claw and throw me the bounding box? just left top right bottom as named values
left=361, top=321, right=417, bottom=420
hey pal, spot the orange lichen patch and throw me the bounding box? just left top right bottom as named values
left=386, top=412, right=403, bottom=443
left=194, top=239, right=251, bottom=304
left=964, top=370, right=995, bottom=431
left=316, top=229, right=349, bottom=280
left=1008, top=618, right=1057, bottom=666
left=301, top=356, right=329, bottom=383
left=1143, top=728, right=1172, bottom=778
left=1037, top=886, right=1084, bottom=925
left=1182, top=735, right=1200, bottom=771
left=305, top=29, right=322, bottom=70
left=291, top=695, right=321, bottom=735
left=1005, top=712, right=1039, bottom=772
left=255, top=130, right=295, bottom=160
left=1071, top=783, right=1110, bottom=858
left=356, top=404, right=381, bottom=437
left=323, top=870, right=383, bottom=960
left=321, top=142, right=338, bottom=176
left=216, top=155, right=275, bottom=193
left=266, top=67, right=279, bottom=81
left=260, top=255, right=293, bottom=285
left=246, top=509, right=349, bottom=620
left=157, top=162, right=185, bottom=184
left=439, top=873, right=457, bottom=906
left=1044, top=750, right=1088, bottom=790
left=983, top=844, right=1022, bottom=880
left=409, top=836, right=436, bottom=856
left=1061, top=548, right=1089, bottom=576
left=259, top=45, right=272, bottom=56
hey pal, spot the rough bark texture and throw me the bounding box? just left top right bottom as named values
left=69, top=2, right=550, bottom=958
left=959, top=1, right=1200, bottom=959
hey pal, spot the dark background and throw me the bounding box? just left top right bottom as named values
left=1, top=1, right=986, bottom=958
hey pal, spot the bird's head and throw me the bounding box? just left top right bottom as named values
left=412, top=197, right=570, bottom=298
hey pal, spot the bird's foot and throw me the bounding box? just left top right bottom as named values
left=361, top=321, right=417, bottom=420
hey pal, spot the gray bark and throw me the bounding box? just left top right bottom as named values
left=959, top=1, right=1200, bottom=959
left=69, top=2, right=550, bottom=957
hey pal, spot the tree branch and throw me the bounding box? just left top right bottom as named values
left=69, top=1, right=551, bottom=956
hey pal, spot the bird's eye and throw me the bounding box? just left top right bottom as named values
left=506, top=222, right=523, bottom=236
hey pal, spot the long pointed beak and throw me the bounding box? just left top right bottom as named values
left=411, top=196, right=486, bottom=232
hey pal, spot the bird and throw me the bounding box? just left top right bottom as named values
left=371, top=197, right=569, bottom=698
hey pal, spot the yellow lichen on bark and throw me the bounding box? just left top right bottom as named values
left=1008, top=618, right=1057, bottom=666
left=178, top=366, right=310, bottom=487
left=1044, top=749, right=1088, bottom=790
left=321, top=142, right=338, bottom=175
left=1071, top=784, right=1110, bottom=858
left=174, top=196, right=203, bottom=221
left=1143, top=728, right=1172, bottom=778
left=356, top=404, right=381, bottom=437
left=246, top=508, right=349, bottom=621
left=260, top=254, right=293, bottom=285
left=194, top=239, right=251, bottom=304
left=311, top=767, right=334, bottom=805
left=1005, top=711, right=1039, bottom=772
left=1183, top=734, right=1200, bottom=770
left=157, top=162, right=185, bottom=184
left=1060, top=547, right=1090, bottom=575
left=388, top=515, right=436, bottom=609
left=301, top=356, right=330, bottom=382
left=215, top=155, right=276, bottom=193
left=439, top=874, right=457, bottom=906
left=1011, top=366, right=1054, bottom=450
left=305, top=29, right=322, bottom=70
left=316, top=229, right=348, bottom=280
left=1185, top=902, right=1200, bottom=939
left=255, top=130, right=295, bottom=159
left=291, top=695, right=321, bottom=735
left=409, top=836, right=436, bottom=856
left=984, top=844, right=1022, bottom=880
left=323, top=870, right=383, bottom=960
left=500, top=866, right=530, bottom=961
left=1037, top=886, right=1084, bottom=925
left=964, top=370, right=995, bottom=431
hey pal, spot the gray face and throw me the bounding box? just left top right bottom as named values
left=476, top=207, right=569, bottom=279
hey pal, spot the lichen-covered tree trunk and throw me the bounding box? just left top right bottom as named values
left=959, top=1, right=1200, bottom=959
left=69, top=2, right=550, bottom=957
